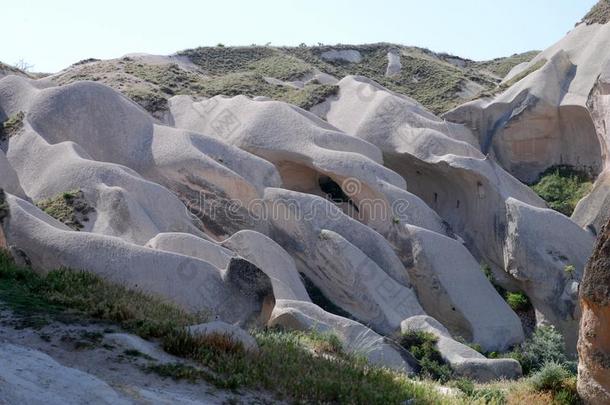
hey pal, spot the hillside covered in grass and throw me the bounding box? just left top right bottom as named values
left=49, top=44, right=537, bottom=118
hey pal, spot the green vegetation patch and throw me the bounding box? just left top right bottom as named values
left=581, top=0, right=610, bottom=25
left=178, top=46, right=275, bottom=75
left=475, top=51, right=539, bottom=79
left=0, top=111, right=25, bottom=140
left=123, top=62, right=206, bottom=95
left=505, top=326, right=574, bottom=375
left=36, top=190, right=95, bottom=230
left=501, top=59, right=547, bottom=89
left=247, top=55, right=313, bottom=81
left=399, top=329, right=453, bottom=382
left=531, top=165, right=593, bottom=216
left=196, top=72, right=337, bottom=110
left=450, top=378, right=507, bottom=404
left=528, top=362, right=579, bottom=405
left=506, top=292, right=531, bottom=312
left=0, top=250, right=203, bottom=337
left=0, top=189, right=8, bottom=223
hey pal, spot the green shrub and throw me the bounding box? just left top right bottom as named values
left=481, top=263, right=506, bottom=296
left=564, top=265, right=576, bottom=279
left=528, top=362, right=579, bottom=404
left=506, top=326, right=570, bottom=375
left=529, top=362, right=572, bottom=392
left=399, top=330, right=453, bottom=382
left=506, top=292, right=531, bottom=312
left=531, top=166, right=593, bottom=216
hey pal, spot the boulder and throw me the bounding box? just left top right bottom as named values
left=320, top=49, right=362, bottom=63
left=578, top=218, right=610, bottom=404
left=269, top=299, right=416, bottom=373
left=504, top=198, right=595, bottom=351
left=220, top=230, right=311, bottom=302
left=188, top=321, right=258, bottom=352
left=407, top=225, right=524, bottom=351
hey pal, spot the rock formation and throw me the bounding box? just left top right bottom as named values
left=578, top=218, right=610, bottom=404
left=4, top=5, right=610, bottom=392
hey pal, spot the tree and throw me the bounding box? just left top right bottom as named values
left=13, top=59, right=34, bottom=72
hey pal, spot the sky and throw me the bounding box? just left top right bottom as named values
left=2, top=0, right=599, bottom=73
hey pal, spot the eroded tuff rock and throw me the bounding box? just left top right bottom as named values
left=168, top=93, right=446, bottom=236
left=573, top=64, right=610, bottom=235
left=445, top=22, right=610, bottom=184
left=327, top=75, right=593, bottom=351
left=578, top=219, right=610, bottom=404
left=0, top=76, right=279, bottom=241
left=2, top=193, right=267, bottom=325
left=263, top=187, right=522, bottom=351
left=0, top=343, right=130, bottom=405
left=1, top=17, right=606, bottom=381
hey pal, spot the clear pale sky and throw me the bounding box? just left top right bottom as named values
left=2, top=0, right=598, bottom=73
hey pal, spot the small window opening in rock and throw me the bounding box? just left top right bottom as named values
left=318, top=175, right=359, bottom=212
left=319, top=176, right=349, bottom=203
left=434, top=192, right=438, bottom=203
left=456, top=200, right=460, bottom=209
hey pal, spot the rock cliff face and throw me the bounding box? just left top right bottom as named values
left=578, top=218, right=610, bottom=404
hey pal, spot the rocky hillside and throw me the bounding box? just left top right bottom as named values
left=46, top=44, right=537, bottom=120
left=1, top=2, right=609, bottom=404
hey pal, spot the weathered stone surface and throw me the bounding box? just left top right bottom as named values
left=269, top=299, right=416, bottom=373
left=445, top=21, right=610, bottom=183
left=221, top=230, right=311, bottom=302
left=0, top=343, right=130, bottom=405
left=407, top=225, right=524, bottom=351
left=578, top=219, right=610, bottom=404
left=505, top=198, right=595, bottom=350
left=327, top=75, right=594, bottom=350
left=146, top=232, right=235, bottom=269
left=168, top=92, right=446, bottom=236
left=3, top=193, right=267, bottom=325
